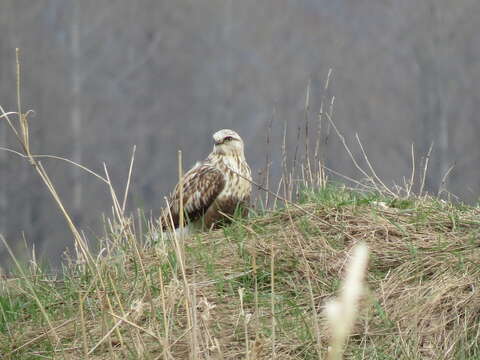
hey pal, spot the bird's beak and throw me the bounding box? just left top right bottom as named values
left=214, top=140, right=223, bottom=145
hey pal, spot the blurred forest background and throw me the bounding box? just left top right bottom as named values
left=1, top=0, right=479, bottom=268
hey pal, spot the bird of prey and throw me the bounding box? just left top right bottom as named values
left=160, top=129, right=252, bottom=231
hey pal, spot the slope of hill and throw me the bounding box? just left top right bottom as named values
left=1, top=187, right=479, bottom=359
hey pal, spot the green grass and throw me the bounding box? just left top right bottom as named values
left=1, top=187, right=480, bottom=359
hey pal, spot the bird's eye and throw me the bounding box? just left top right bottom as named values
left=224, top=136, right=233, bottom=142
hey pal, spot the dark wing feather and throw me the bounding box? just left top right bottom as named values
left=161, top=164, right=225, bottom=229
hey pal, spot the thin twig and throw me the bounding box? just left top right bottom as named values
left=270, top=234, right=276, bottom=358
left=355, top=133, right=395, bottom=196
left=0, top=146, right=108, bottom=183
left=122, top=145, right=136, bottom=213
left=109, top=312, right=161, bottom=341
left=420, top=143, right=434, bottom=196
left=324, top=113, right=373, bottom=187
left=407, top=144, right=415, bottom=197
left=88, top=311, right=132, bottom=355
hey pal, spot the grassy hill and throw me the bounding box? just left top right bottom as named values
left=1, top=186, right=479, bottom=359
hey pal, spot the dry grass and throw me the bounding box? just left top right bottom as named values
left=1, top=50, right=479, bottom=359
left=1, top=189, right=479, bottom=359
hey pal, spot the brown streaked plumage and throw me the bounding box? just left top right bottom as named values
left=160, top=129, right=252, bottom=231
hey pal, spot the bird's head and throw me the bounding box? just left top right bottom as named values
left=212, top=129, right=245, bottom=157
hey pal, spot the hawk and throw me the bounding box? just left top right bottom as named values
left=160, top=129, right=252, bottom=231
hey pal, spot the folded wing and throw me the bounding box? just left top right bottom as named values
left=161, top=164, right=225, bottom=229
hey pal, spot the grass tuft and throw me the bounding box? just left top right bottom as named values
left=1, top=188, right=479, bottom=359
